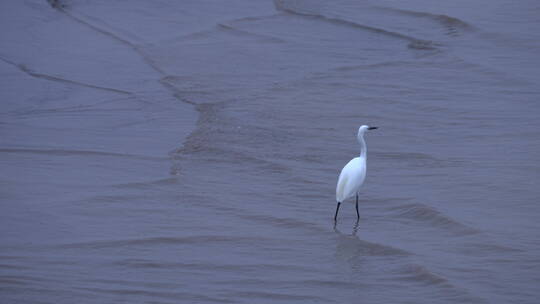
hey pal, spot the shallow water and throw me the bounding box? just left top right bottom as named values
left=1, top=0, right=539, bottom=303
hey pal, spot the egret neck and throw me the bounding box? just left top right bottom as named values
left=358, top=132, right=367, bottom=160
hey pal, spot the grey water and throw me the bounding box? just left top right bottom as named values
left=1, top=0, right=539, bottom=303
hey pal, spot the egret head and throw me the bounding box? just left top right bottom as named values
left=358, top=125, right=378, bottom=135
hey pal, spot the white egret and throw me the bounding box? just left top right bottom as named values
left=334, top=125, right=378, bottom=221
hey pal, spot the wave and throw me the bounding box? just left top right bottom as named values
left=168, top=17, right=285, bottom=44
left=217, top=14, right=286, bottom=43
left=377, top=151, right=464, bottom=168
left=112, top=177, right=178, bottom=190
left=389, top=203, right=478, bottom=235
left=216, top=22, right=286, bottom=43
left=458, top=242, right=523, bottom=257
left=112, top=260, right=317, bottom=276
left=394, top=264, right=449, bottom=285
left=222, top=291, right=326, bottom=302
left=0, top=274, right=45, bottom=286
left=47, top=3, right=167, bottom=76
left=76, top=286, right=232, bottom=303
left=45, top=0, right=199, bottom=123
left=238, top=213, right=328, bottom=233
left=273, top=0, right=437, bottom=50
left=0, top=56, right=132, bottom=95
left=0, top=263, right=28, bottom=271
left=373, top=6, right=473, bottom=36
left=0, top=148, right=166, bottom=161
left=157, top=88, right=293, bottom=174
left=392, top=264, right=486, bottom=302
left=55, top=235, right=278, bottom=250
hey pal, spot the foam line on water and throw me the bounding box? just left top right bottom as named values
left=0, top=56, right=132, bottom=95
left=273, top=1, right=438, bottom=50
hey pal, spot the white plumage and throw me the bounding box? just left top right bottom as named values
left=336, top=157, right=366, bottom=202
left=334, top=125, right=377, bottom=221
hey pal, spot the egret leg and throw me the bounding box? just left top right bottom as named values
left=353, top=218, right=360, bottom=235
left=334, top=202, right=341, bottom=221
left=355, top=194, right=359, bottom=220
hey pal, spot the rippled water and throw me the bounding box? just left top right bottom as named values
left=1, top=0, right=539, bottom=303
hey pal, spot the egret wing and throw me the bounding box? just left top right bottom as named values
left=336, top=158, right=365, bottom=202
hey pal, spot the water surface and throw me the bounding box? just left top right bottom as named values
left=1, top=0, right=539, bottom=303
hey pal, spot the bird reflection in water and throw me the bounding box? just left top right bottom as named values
left=333, top=219, right=365, bottom=272
left=334, top=219, right=360, bottom=236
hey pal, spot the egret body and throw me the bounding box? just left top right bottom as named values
left=334, top=125, right=377, bottom=221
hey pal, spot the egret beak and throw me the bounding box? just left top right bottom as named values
left=368, top=127, right=378, bottom=130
